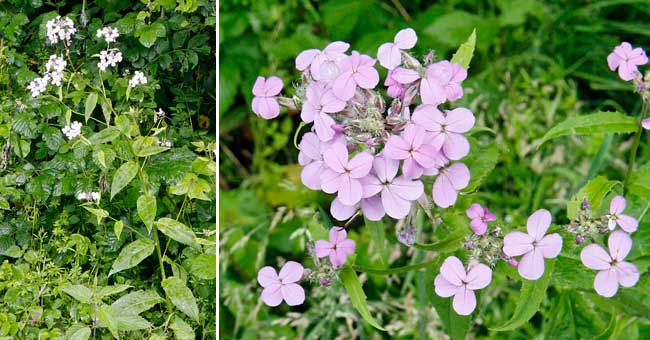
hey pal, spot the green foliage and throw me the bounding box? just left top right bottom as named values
left=338, top=266, right=385, bottom=331
left=539, top=112, right=638, bottom=146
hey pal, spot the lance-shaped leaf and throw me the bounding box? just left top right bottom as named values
left=109, top=239, right=155, bottom=276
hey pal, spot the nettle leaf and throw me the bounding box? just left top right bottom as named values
left=96, top=285, right=131, bottom=299
left=114, top=220, right=124, bottom=239
left=84, top=93, right=98, bottom=123
left=567, top=176, right=619, bottom=220
left=170, top=173, right=212, bottom=200
left=97, top=305, right=119, bottom=337
left=43, top=127, right=64, bottom=151
left=111, top=290, right=164, bottom=315
left=544, top=291, right=604, bottom=339
left=109, top=239, right=155, bottom=276
left=115, top=313, right=153, bottom=331
left=339, top=266, right=385, bottom=331
left=155, top=218, right=199, bottom=248
left=464, top=142, right=499, bottom=192
left=450, top=28, right=476, bottom=69
left=491, top=259, right=555, bottom=331
left=170, top=316, right=195, bottom=340
left=60, top=284, right=93, bottom=304
left=189, top=253, right=217, bottom=280
left=68, top=327, right=92, bottom=340
left=425, top=261, right=470, bottom=340
left=137, top=195, right=157, bottom=231
left=110, top=161, right=139, bottom=199
left=627, top=165, right=650, bottom=200
left=539, top=112, right=637, bottom=146
left=365, top=218, right=388, bottom=268
left=135, top=21, right=167, bottom=48
left=133, top=136, right=168, bottom=157
left=162, top=277, right=200, bottom=322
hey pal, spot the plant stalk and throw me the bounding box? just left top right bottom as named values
left=623, top=100, right=648, bottom=193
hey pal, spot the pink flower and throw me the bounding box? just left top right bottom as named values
left=607, top=195, right=638, bottom=233
left=607, top=42, right=648, bottom=81
left=466, top=203, right=496, bottom=235
left=333, top=51, right=380, bottom=101
left=330, top=196, right=386, bottom=221
left=432, top=162, right=470, bottom=208
left=434, top=256, right=492, bottom=316
left=377, top=28, right=417, bottom=69
left=580, top=230, right=639, bottom=297
left=503, top=209, right=563, bottom=280
left=384, top=124, right=439, bottom=179
left=301, top=82, right=346, bottom=142
left=320, top=142, right=374, bottom=206
left=257, top=261, right=305, bottom=307
left=412, top=105, right=475, bottom=160
left=420, top=61, right=467, bottom=104
left=642, top=118, right=650, bottom=130
left=252, top=76, right=283, bottom=119
left=385, top=68, right=406, bottom=99
left=296, top=41, right=350, bottom=81
left=360, top=155, right=424, bottom=219
left=298, top=132, right=344, bottom=190
left=315, top=227, right=356, bottom=267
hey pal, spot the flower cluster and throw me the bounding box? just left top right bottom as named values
left=607, top=42, right=650, bottom=129
left=77, top=191, right=100, bottom=201
left=46, top=16, right=76, bottom=45
left=96, top=27, right=119, bottom=43
left=98, top=49, right=123, bottom=71
left=129, top=71, right=148, bottom=88
left=27, top=54, right=67, bottom=97
left=27, top=76, right=49, bottom=97
left=61, top=121, right=82, bottom=140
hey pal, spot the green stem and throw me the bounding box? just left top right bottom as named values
left=623, top=100, right=648, bottom=193
left=352, top=258, right=437, bottom=275
left=153, top=224, right=173, bottom=314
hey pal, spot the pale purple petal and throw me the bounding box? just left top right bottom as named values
left=526, top=209, right=552, bottom=241
left=324, top=41, right=350, bottom=54
left=298, top=132, right=321, bottom=164
left=261, top=284, right=283, bottom=307
left=300, top=100, right=318, bottom=123
left=412, top=104, right=444, bottom=132
left=384, top=135, right=411, bottom=160
left=445, top=83, right=464, bottom=102
left=537, top=233, right=562, bottom=258
left=320, top=169, right=342, bottom=194
left=389, top=177, right=424, bottom=201
left=610, top=195, right=626, bottom=215
left=296, top=49, right=320, bottom=71
left=402, top=157, right=424, bottom=179
left=315, top=240, right=334, bottom=258
left=447, top=163, right=470, bottom=190
left=323, top=143, right=348, bottom=173
left=466, top=263, right=492, bottom=290
left=607, top=52, right=622, bottom=71
left=432, top=174, right=457, bottom=208
left=594, top=269, right=619, bottom=297
left=373, top=156, right=399, bottom=182
left=264, top=76, right=283, bottom=96
left=434, top=274, right=461, bottom=297
left=420, top=77, right=446, bottom=105
left=361, top=196, right=386, bottom=221
left=332, top=71, right=357, bottom=101
left=452, top=286, right=476, bottom=316
left=360, top=174, right=383, bottom=198
left=518, top=248, right=545, bottom=280
left=381, top=187, right=412, bottom=219
left=642, top=118, right=650, bottom=130
left=466, top=204, right=484, bottom=220
left=252, top=76, right=266, bottom=96
left=281, top=283, right=305, bottom=306
left=301, top=161, right=323, bottom=190
left=321, top=90, right=346, bottom=113
left=391, top=67, right=421, bottom=83
left=617, top=215, right=638, bottom=233
left=394, top=28, right=417, bottom=49
left=445, top=108, right=475, bottom=133
left=257, top=266, right=279, bottom=287
left=377, top=42, right=401, bottom=69
left=354, top=66, right=380, bottom=89
left=618, top=62, right=635, bottom=81
left=503, top=231, right=534, bottom=256
left=439, top=256, right=466, bottom=285
left=337, top=239, right=356, bottom=255
left=580, top=244, right=612, bottom=270
left=442, top=133, right=470, bottom=160
left=347, top=152, right=374, bottom=178
left=313, top=112, right=336, bottom=142
left=338, top=176, right=363, bottom=206
left=470, top=219, right=487, bottom=235
left=278, top=261, right=304, bottom=283
left=615, top=261, right=639, bottom=287
left=330, top=198, right=357, bottom=221
left=329, top=227, right=347, bottom=244
left=608, top=230, right=632, bottom=261
left=252, top=97, right=280, bottom=120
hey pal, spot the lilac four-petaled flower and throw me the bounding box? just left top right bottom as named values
left=251, top=76, right=283, bottom=119
left=384, top=124, right=439, bottom=179
left=320, top=142, right=374, bottom=206
left=377, top=28, right=417, bottom=70
left=333, top=51, right=380, bottom=101
left=257, top=261, right=305, bottom=307
left=434, top=256, right=492, bottom=316
left=466, top=203, right=496, bottom=235
left=296, top=41, right=350, bottom=81
left=412, top=105, right=475, bottom=160
left=301, top=81, right=346, bottom=142
left=607, top=42, right=648, bottom=81
left=607, top=195, right=638, bottom=233
left=315, top=227, right=356, bottom=267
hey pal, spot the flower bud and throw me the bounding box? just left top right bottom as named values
left=320, top=277, right=330, bottom=286
left=397, top=226, right=417, bottom=247
left=464, top=241, right=474, bottom=250
left=507, top=258, right=518, bottom=267
left=581, top=198, right=590, bottom=210
left=575, top=235, right=585, bottom=244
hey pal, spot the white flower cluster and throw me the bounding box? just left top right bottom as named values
left=156, top=108, right=165, bottom=117
left=157, top=140, right=172, bottom=147
left=98, top=50, right=123, bottom=71
left=77, top=191, right=100, bottom=201
left=96, top=27, right=119, bottom=43
left=46, top=16, right=76, bottom=45
left=62, top=121, right=82, bottom=139
left=129, top=71, right=148, bottom=88
left=45, top=55, right=67, bottom=86
left=27, top=77, right=49, bottom=97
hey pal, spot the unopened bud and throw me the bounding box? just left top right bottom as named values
left=507, top=258, right=518, bottom=267
left=581, top=199, right=590, bottom=210
left=397, top=226, right=417, bottom=247
left=332, top=124, right=346, bottom=132
left=424, top=50, right=435, bottom=65
left=320, top=277, right=329, bottom=286
left=464, top=241, right=474, bottom=250
left=576, top=235, right=585, bottom=244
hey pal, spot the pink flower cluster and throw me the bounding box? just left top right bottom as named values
left=607, top=42, right=650, bottom=130
left=254, top=27, right=476, bottom=222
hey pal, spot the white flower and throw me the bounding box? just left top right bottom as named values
left=62, top=121, right=82, bottom=139
left=45, top=55, right=66, bottom=86
left=77, top=191, right=101, bottom=201
left=46, top=16, right=76, bottom=45
left=96, top=27, right=120, bottom=43
left=129, top=71, right=147, bottom=88
left=27, top=76, right=49, bottom=97
left=156, top=108, right=165, bottom=117
left=97, top=49, right=123, bottom=71
left=157, top=140, right=172, bottom=147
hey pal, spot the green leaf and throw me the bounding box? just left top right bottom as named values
left=539, top=112, right=637, bottom=146
left=111, top=290, right=164, bottom=315
left=111, top=161, right=139, bottom=199
left=89, top=127, right=121, bottom=144
left=492, top=260, right=555, bottom=331
left=162, top=277, right=200, bottom=322
left=365, top=218, right=387, bottom=268
left=567, top=176, right=620, bottom=220
left=85, top=93, right=98, bottom=123
left=189, top=253, right=217, bottom=280
left=83, top=207, right=109, bottom=220
left=0, top=197, right=9, bottom=210
left=97, top=305, right=119, bottom=337
left=109, top=239, right=155, bottom=276
left=170, top=173, right=211, bottom=200
left=133, top=136, right=168, bottom=157
left=114, top=220, right=124, bottom=239
left=60, top=284, right=93, bottom=304
left=628, top=166, right=650, bottom=200
left=115, top=313, right=153, bottom=331
left=170, top=316, right=195, bottom=340
left=544, top=291, right=605, bottom=339
left=43, top=127, right=64, bottom=151
left=68, top=327, right=92, bottom=340
left=3, top=245, right=23, bottom=258
left=155, top=218, right=199, bottom=248
left=464, top=142, right=499, bottom=192
left=450, top=28, right=476, bottom=69
left=95, top=285, right=131, bottom=299
left=339, top=266, right=385, bottom=331
left=137, top=195, right=157, bottom=231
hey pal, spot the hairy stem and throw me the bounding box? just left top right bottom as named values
left=624, top=100, right=648, bottom=193
left=352, top=258, right=436, bottom=275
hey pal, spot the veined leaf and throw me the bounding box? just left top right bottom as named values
left=110, top=161, right=139, bottom=199
left=628, top=166, right=650, bottom=200
left=339, top=266, right=385, bottom=331
left=464, top=142, right=499, bottom=192
left=109, top=239, right=155, bottom=276
left=60, top=284, right=93, bottom=304
left=170, top=316, right=195, bottom=340
left=365, top=218, right=387, bottom=268
left=567, top=176, right=620, bottom=220
left=162, top=277, right=200, bottom=322
left=450, top=28, right=476, bottom=69
left=111, top=290, right=164, bottom=315
left=68, top=327, right=91, bottom=340
left=137, top=195, right=157, bottom=231
left=97, top=305, right=119, bottom=337
left=85, top=93, right=98, bottom=123
left=95, top=285, right=131, bottom=299
left=491, top=260, right=555, bottom=331
left=539, top=111, right=637, bottom=146
left=155, top=218, right=199, bottom=248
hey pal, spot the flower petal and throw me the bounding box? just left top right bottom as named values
left=330, top=197, right=357, bottom=221
left=338, top=176, right=363, bottom=206
left=420, top=76, right=446, bottom=105
left=608, top=230, right=632, bottom=261
left=617, top=214, right=638, bottom=233
left=394, top=28, right=417, bottom=49
left=537, top=233, right=562, bottom=259
left=257, top=266, right=279, bottom=288
left=348, top=152, right=374, bottom=178
left=313, top=112, right=336, bottom=142
left=392, top=67, right=421, bottom=84
left=301, top=161, right=323, bottom=190
left=261, top=284, right=283, bottom=307
left=353, top=66, right=380, bottom=89
left=610, top=195, right=626, bottom=215
left=295, top=49, right=320, bottom=71
left=442, top=133, right=470, bottom=160
left=452, top=286, right=476, bottom=316
left=381, top=186, right=412, bottom=219
left=518, top=248, right=545, bottom=280
left=377, top=42, right=401, bottom=69
left=373, top=155, right=399, bottom=182
left=278, top=261, right=304, bottom=283
left=445, top=108, right=475, bottom=133
left=580, top=244, right=612, bottom=270
left=466, top=203, right=484, bottom=220
left=264, top=76, right=283, bottom=96
left=440, top=256, right=467, bottom=285
left=434, top=274, right=461, bottom=297
left=447, top=162, right=470, bottom=190
left=432, top=173, right=457, bottom=208
left=470, top=219, right=487, bottom=235
left=252, top=76, right=266, bottom=96
left=615, top=261, right=639, bottom=288
left=281, top=283, right=305, bottom=306
left=332, top=71, right=357, bottom=101
left=466, top=263, right=492, bottom=290
left=390, top=177, right=424, bottom=201
left=526, top=209, right=552, bottom=241
left=503, top=231, right=534, bottom=257
left=320, top=169, right=342, bottom=194
left=412, top=104, right=444, bottom=132
left=361, top=196, right=386, bottom=221
left=594, top=269, right=619, bottom=297
left=384, top=135, right=411, bottom=160
left=315, top=240, right=334, bottom=258
left=323, top=143, right=348, bottom=173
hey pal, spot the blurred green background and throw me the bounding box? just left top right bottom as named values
left=219, top=1, right=650, bottom=339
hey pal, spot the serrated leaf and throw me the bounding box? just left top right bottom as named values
left=365, top=218, right=387, bottom=268
left=539, top=112, right=637, bottom=146
left=97, top=305, right=119, bottom=337
left=111, top=290, right=164, bottom=315
left=162, top=277, right=200, bottom=322
left=170, top=316, right=195, bottom=339
left=111, top=161, right=139, bottom=199
left=109, top=239, right=155, bottom=276
left=95, top=285, right=131, bottom=299
left=450, top=28, right=476, bottom=69
left=133, top=136, right=168, bottom=157
left=339, top=266, right=385, bottom=331
left=189, top=253, right=216, bottom=280
left=85, top=93, right=98, bottom=123
left=465, top=142, right=499, bottom=192
left=83, top=207, right=109, bottom=219
left=137, top=195, right=157, bottom=231
left=628, top=167, right=650, bottom=200
left=68, top=327, right=91, bottom=340
left=60, top=284, right=93, bottom=304
left=155, top=218, right=199, bottom=248
left=115, top=313, right=153, bottom=331
left=567, top=176, right=620, bottom=220
left=491, top=260, right=555, bottom=331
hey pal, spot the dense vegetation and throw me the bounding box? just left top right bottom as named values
left=0, top=0, right=216, bottom=338
left=220, top=1, right=650, bottom=339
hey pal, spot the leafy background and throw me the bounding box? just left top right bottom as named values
left=219, top=0, right=650, bottom=339
left=0, top=0, right=216, bottom=338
